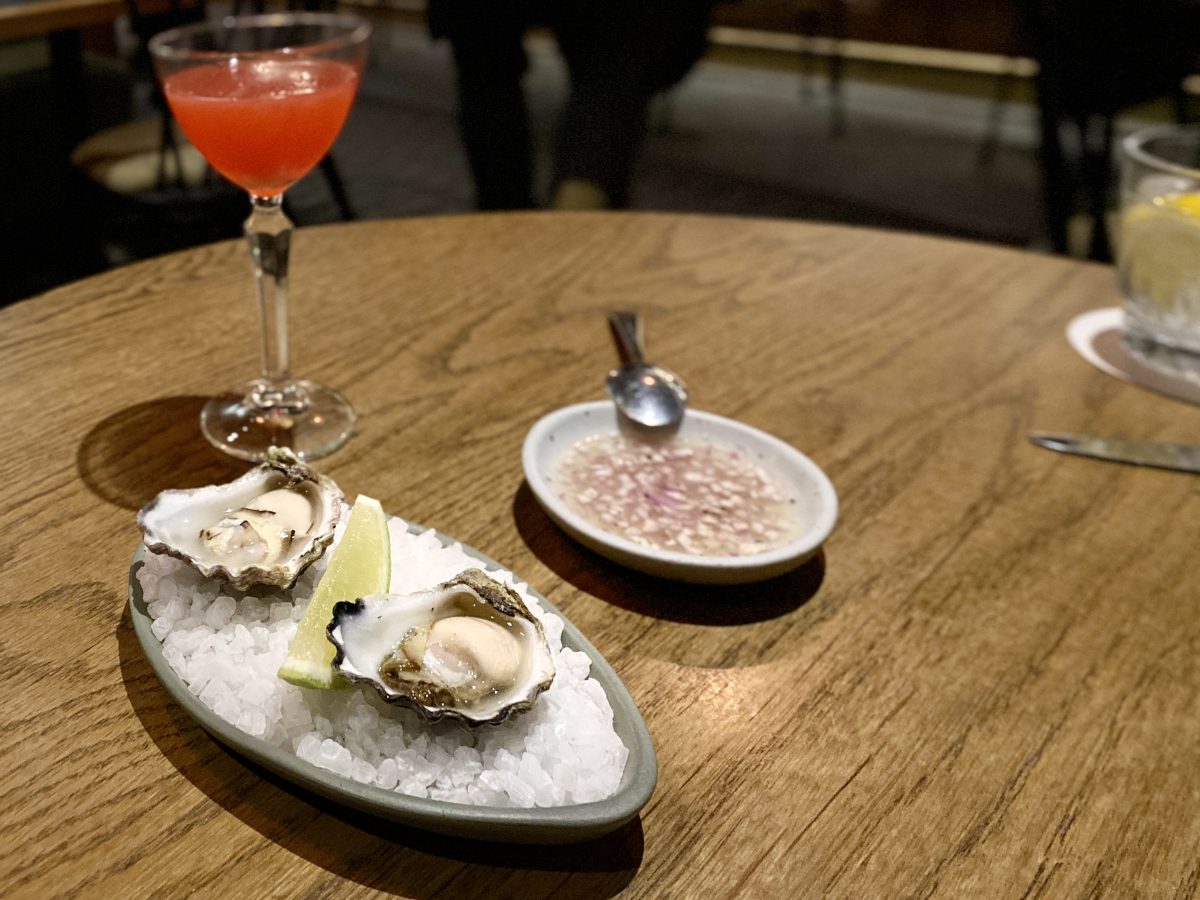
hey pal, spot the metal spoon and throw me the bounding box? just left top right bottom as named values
left=605, top=311, right=689, bottom=433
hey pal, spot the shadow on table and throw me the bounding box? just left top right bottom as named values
left=78, top=396, right=246, bottom=510
left=115, top=606, right=643, bottom=897
left=512, top=481, right=825, bottom=626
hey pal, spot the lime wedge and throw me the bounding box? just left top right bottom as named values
left=278, top=494, right=391, bottom=689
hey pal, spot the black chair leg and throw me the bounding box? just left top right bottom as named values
left=1036, top=100, right=1071, bottom=255
left=826, top=0, right=845, bottom=137
left=321, top=154, right=356, bottom=221
left=978, top=65, right=1018, bottom=168
left=1084, top=114, right=1115, bottom=262
left=796, top=2, right=846, bottom=137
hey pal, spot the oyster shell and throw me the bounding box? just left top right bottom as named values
left=328, top=568, right=556, bottom=726
left=137, top=448, right=342, bottom=590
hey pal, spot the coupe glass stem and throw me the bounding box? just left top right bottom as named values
left=244, top=194, right=302, bottom=411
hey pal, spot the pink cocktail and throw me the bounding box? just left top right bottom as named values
left=165, top=59, right=359, bottom=196
left=151, top=14, right=371, bottom=462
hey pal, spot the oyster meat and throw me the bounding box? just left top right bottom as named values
left=137, top=447, right=343, bottom=590
left=329, top=568, right=556, bottom=726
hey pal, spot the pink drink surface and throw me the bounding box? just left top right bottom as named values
left=164, top=58, right=359, bottom=196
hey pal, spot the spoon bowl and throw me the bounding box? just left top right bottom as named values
left=605, top=312, right=688, bottom=433
left=605, top=363, right=688, bottom=431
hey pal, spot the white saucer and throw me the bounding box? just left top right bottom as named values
left=1067, top=308, right=1200, bottom=405
left=521, top=402, right=838, bottom=584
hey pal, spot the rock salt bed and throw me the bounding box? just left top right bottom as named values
left=136, top=519, right=629, bottom=808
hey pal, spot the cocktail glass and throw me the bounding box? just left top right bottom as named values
left=149, top=13, right=371, bottom=461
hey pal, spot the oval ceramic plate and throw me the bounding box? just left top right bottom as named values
left=128, top=518, right=657, bottom=845
left=523, top=402, right=838, bottom=584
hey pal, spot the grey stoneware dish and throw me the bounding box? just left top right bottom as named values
left=523, top=402, right=838, bottom=584
left=128, top=519, right=657, bottom=844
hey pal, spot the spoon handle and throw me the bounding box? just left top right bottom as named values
left=607, top=311, right=645, bottom=366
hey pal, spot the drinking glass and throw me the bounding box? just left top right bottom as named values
left=1118, top=125, right=1200, bottom=382
left=150, top=13, right=371, bottom=461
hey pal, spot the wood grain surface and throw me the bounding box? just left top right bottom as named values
left=1, top=212, right=1197, bottom=899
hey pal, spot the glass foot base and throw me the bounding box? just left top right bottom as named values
left=1122, top=330, right=1200, bottom=385
left=201, top=379, right=356, bottom=462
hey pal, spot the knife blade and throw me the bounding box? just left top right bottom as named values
left=1028, top=432, right=1200, bottom=473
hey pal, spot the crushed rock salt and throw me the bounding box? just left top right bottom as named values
left=136, top=519, right=629, bottom=807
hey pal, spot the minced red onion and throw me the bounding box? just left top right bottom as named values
left=552, top=433, right=802, bottom=557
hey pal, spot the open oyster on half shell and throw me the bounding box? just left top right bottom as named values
left=137, top=447, right=343, bottom=591
left=328, top=568, right=556, bottom=727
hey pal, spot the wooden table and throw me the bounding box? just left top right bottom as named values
left=2, top=213, right=1197, bottom=897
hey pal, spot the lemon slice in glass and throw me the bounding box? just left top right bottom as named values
left=278, top=494, right=391, bottom=689
left=1121, top=192, right=1200, bottom=309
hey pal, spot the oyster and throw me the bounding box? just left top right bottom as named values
left=328, top=568, right=556, bottom=726
left=137, top=447, right=343, bottom=590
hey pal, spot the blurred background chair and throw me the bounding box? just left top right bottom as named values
left=712, top=0, right=850, bottom=136
left=71, top=0, right=207, bottom=197
left=69, top=0, right=244, bottom=263
left=70, top=0, right=359, bottom=266
left=1020, top=0, right=1200, bottom=261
